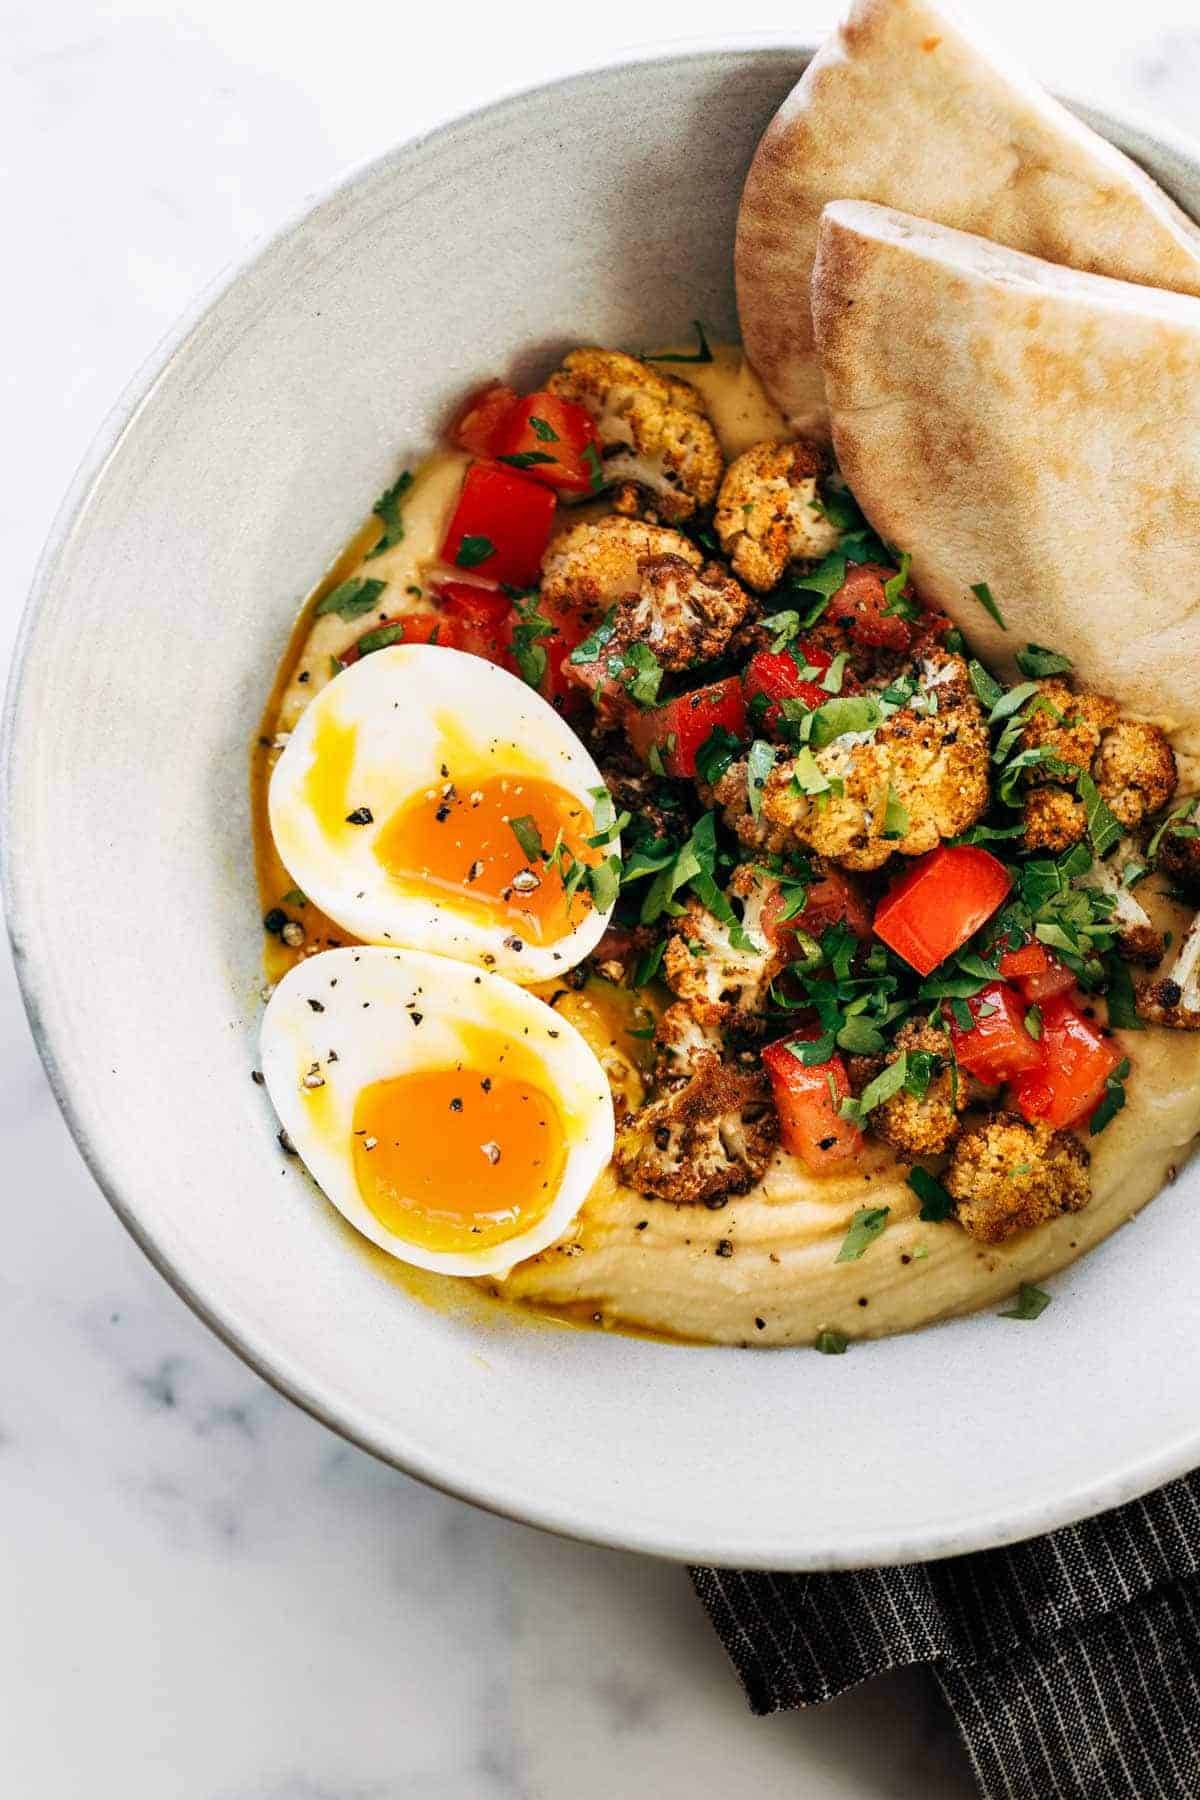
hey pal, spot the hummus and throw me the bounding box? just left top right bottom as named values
left=253, top=346, right=1200, bottom=1347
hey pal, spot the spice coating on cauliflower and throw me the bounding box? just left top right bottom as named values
left=714, top=438, right=840, bottom=591
left=662, top=867, right=789, bottom=1023
left=869, top=1019, right=964, bottom=1159
left=762, top=650, right=990, bottom=871
left=623, top=556, right=754, bottom=671
left=613, top=1052, right=777, bottom=1205
left=944, top=1114, right=1091, bottom=1243
left=1017, top=681, right=1176, bottom=850
left=547, top=348, right=724, bottom=523
left=540, top=515, right=701, bottom=615
left=1138, top=914, right=1200, bottom=1029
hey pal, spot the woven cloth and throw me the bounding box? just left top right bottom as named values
left=693, top=1470, right=1200, bottom=1799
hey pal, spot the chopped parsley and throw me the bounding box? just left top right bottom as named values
left=365, top=471, right=414, bottom=559
left=999, top=1283, right=1052, bottom=1321
left=497, top=450, right=556, bottom=471
left=1090, top=1057, right=1131, bottom=1135
left=881, top=785, right=909, bottom=840
left=1077, top=771, right=1123, bottom=858
left=1016, top=642, right=1073, bottom=679
left=314, top=576, right=388, bottom=621
left=814, top=1329, right=849, bottom=1356
left=353, top=622, right=407, bottom=655
left=835, top=1206, right=890, bottom=1263
left=508, top=815, right=546, bottom=862
left=694, top=725, right=744, bottom=786
left=970, top=580, right=1007, bottom=629
left=509, top=591, right=555, bottom=688
left=881, top=553, right=920, bottom=620
left=527, top=415, right=559, bottom=442
left=644, top=320, right=713, bottom=364
left=455, top=534, right=495, bottom=570
left=907, top=1167, right=954, bottom=1223
left=746, top=739, right=777, bottom=819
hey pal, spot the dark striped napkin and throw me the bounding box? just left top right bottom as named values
left=693, top=1470, right=1200, bottom=1799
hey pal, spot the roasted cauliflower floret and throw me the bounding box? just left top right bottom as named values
left=547, top=349, right=723, bottom=523
left=1080, top=850, right=1164, bottom=967
left=1157, top=797, right=1200, bottom=897
left=761, top=649, right=989, bottom=872
left=540, top=515, right=701, bottom=615
left=700, top=759, right=788, bottom=855
left=869, top=1019, right=964, bottom=1158
left=1022, top=786, right=1087, bottom=853
left=623, top=556, right=754, bottom=671
left=1016, top=681, right=1175, bottom=847
left=1093, top=717, right=1177, bottom=829
left=944, top=1113, right=1091, bottom=1244
left=662, top=868, right=789, bottom=1021
left=713, top=439, right=840, bottom=591
left=1138, top=912, right=1200, bottom=1028
left=653, top=1000, right=727, bottom=1084
left=1019, top=680, right=1119, bottom=783
left=613, top=1052, right=777, bottom=1204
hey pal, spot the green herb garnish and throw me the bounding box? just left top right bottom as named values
left=455, top=534, right=495, bottom=570
left=814, top=1329, right=849, bottom=1356
left=1015, top=643, right=1073, bottom=679
left=508, top=815, right=546, bottom=862
left=835, top=1206, right=890, bottom=1263
left=644, top=320, right=713, bottom=364
left=314, top=576, right=388, bottom=621
left=365, top=471, right=413, bottom=560
left=1000, top=1283, right=1052, bottom=1321
left=971, top=581, right=1007, bottom=629
left=906, top=1167, right=954, bottom=1222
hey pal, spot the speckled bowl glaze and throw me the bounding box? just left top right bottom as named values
left=6, top=45, right=1200, bottom=1570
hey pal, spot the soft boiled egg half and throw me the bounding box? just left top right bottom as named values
left=261, top=946, right=614, bottom=1276
left=268, top=645, right=618, bottom=983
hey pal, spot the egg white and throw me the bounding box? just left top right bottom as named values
left=268, top=645, right=617, bottom=982
left=260, top=945, right=615, bottom=1276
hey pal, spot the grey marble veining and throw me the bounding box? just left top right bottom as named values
left=4, top=2, right=1198, bottom=1794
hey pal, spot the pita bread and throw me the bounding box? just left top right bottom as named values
left=737, top=0, right=1200, bottom=436
left=810, top=200, right=1200, bottom=741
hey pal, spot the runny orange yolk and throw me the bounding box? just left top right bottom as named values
left=372, top=773, right=599, bottom=944
left=351, top=1067, right=567, bottom=1253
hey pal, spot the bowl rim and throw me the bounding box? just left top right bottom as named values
left=6, top=39, right=1200, bottom=1570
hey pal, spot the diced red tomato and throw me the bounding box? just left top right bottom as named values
left=873, top=846, right=1013, bottom=976
left=337, top=611, right=464, bottom=666
left=1010, top=995, right=1123, bottom=1130
left=451, top=382, right=519, bottom=456
left=435, top=582, right=514, bottom=666
left=440, top=462, right=556, bottom=589
left=742, top=643, right=835, bottom=733
left=762, top=1032, right=864, bottom=1173
left=997, top=940, right=1076, bottom=1003
left=828, top=562, right=919, bottom=653
left=762, top=868, right=872, bottom=946
left=537, top=603, right=592, bottom=714
left=491, top=393, right=603, bottom=495
left=950, top=982, right=1043, bottom=1085
left=627, top=677, right=748, bottom=778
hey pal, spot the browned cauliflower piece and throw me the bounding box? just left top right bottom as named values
left=700, top=759, right=789, bottom=855
left=1019, top=680, right=1119, bottom=783
left=1080, top=850, right=1164, bottom=967
left=870, top=1019, right=964, bottom=1158
left=652, top=1000, right=726, bottom=1084
left=547, top=348, right=723, bottom=523
left=761, top=649, right=990, bottom=872
left=944, top=1114, right=1091, bottom=1244
left=1017, top=681, right=1176, bottom=848
left=1157, top=796, right=1200, bottom=897
left=1138, top=912, right=1200, bottom=1028
left=1093, top=717, right=1177, bottom=830
left=540, top=516, right=700, bottom=615
left=1022, top=787, right=1088, bottom=853
left=602, top=768, right=692, bottom=848
left=662, top=866, right=789, bottom=1021
left=623, top=556, right=754, bottom=671
left=613, top=1051, right=777, bottom=1204
left=713, top=439, right=840, bottom=591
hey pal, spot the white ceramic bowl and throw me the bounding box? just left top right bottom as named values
left=7, top=46, right=1200, bottom=1570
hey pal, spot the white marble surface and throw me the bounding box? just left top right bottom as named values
left=4, top=2, right=1200, bottom=1793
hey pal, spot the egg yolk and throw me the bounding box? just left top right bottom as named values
left=351, top=1067, right=567, bottom=1253
left=373, top=773, right=599, bottom=944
